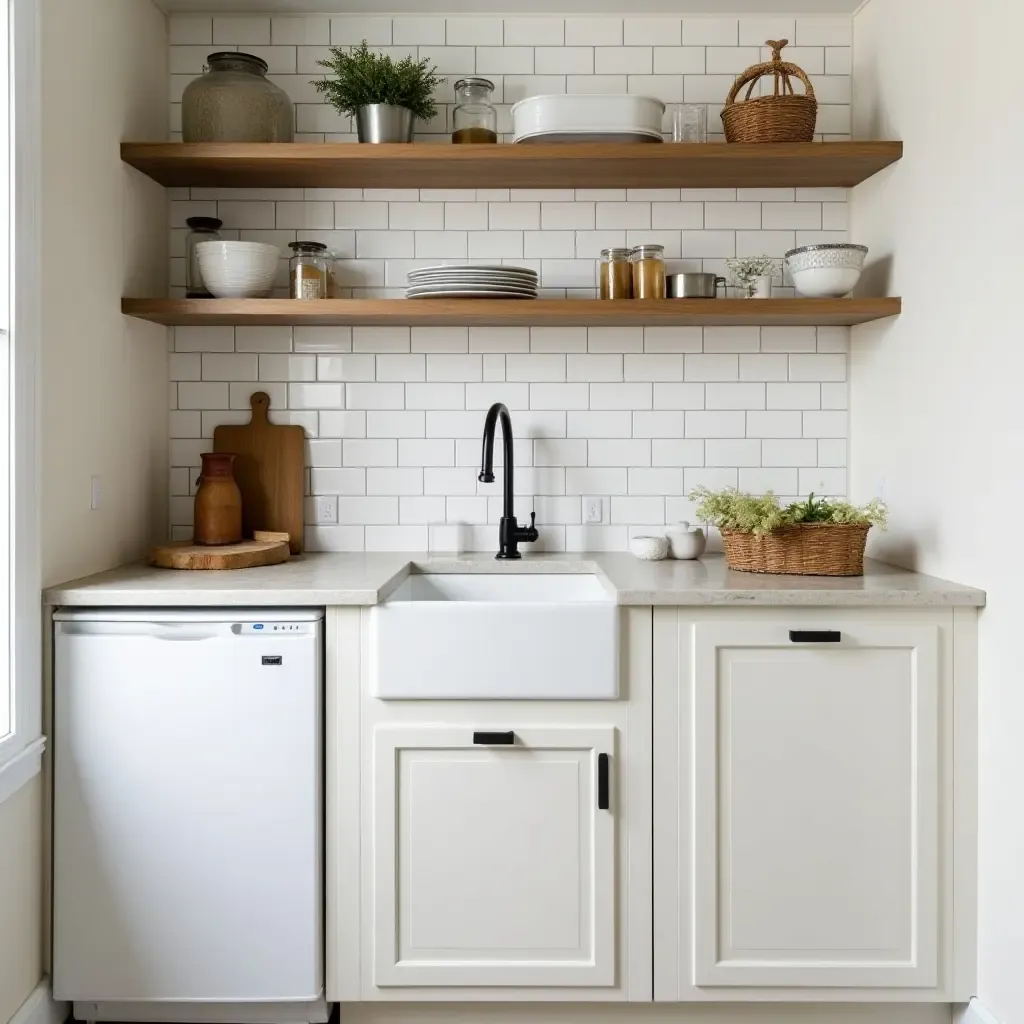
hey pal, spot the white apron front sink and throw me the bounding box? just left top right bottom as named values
left=369, top=573, right=619, bottom=699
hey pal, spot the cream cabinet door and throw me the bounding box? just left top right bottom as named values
left=692, top=621, right=939, bottom=988
left=372, top=724, right=616, bottom=988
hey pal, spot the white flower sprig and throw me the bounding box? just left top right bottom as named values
left=725, top=254, right=779, bottom=284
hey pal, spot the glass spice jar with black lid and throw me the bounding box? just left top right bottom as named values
left=288, top=241, right=329, bottom=300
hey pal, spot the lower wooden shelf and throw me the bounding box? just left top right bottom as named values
left=122, top=297, right=901, bottom=328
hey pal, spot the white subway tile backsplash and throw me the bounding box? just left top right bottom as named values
left=747, top=411, right=804, bottom=437
left=167, top=13, right=849, bottom=550
left=705, top=383, right=766, bottom=410
left=212, top=15, right=270, bottom=44
left=821, top=382, right=849, bottom=409
left=686, top=411, right=746, bottom=438
left=259, top=354, right=316, bottom=381
left=235, top=326, right=294, bottom=353
left=740, top=467, right=799, bottom=494
left=795, top=16, right=852, bottom=46
left=789, top=354, right=847, bottom=382
left=706, top=438, right=761, bottom=467
left=319, top=412, right=366, bottom=438
left=799, top=466, right=847, bottom=496
left=178, top=383, right=229, bottom=410
left=290, top=383, right=343, bottom=409
left=364, top=411, right=426, bottom=443
left=565, top=17, right=622, bottom=45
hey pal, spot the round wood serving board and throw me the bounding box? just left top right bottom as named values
left=150, top=539, right=290, bottom=571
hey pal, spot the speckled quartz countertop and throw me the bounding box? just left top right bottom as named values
left=44, top=552, right=985, bottom=608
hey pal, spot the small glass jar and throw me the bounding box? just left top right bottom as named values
left=288, top=241, right=328, bottom=300
left=630, top=244, right=666, bottom=299
left=452, top=77, right=497, bottom=143
left=599, top=248, right=633, bottom=299
left=185, top=216, right=222, bottom=298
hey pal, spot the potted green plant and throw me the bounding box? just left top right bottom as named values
left=689, top=487, right=888, bottom=576
left=313, top=41, right=445, bottom=143
left=725, top=254, right=779, bottom=298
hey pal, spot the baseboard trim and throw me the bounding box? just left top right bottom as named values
left=958, top=999, right=1002, bottom=1024
left=8, top=980, right=68, bottom=1024
left=70, top=997, right=329, bottom=1024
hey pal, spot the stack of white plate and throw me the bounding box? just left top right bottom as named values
left=406, top=265, right=538, bottom=299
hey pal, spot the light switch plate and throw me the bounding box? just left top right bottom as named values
left=584, top=496, right=603, bottom=524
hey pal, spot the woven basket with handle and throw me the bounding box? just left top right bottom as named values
left=720, top=522, right=870, bottom=576
left=721, top=39, right=817, bottom=143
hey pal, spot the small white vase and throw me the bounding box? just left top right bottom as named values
left=747, top=275, right=773, bottom=299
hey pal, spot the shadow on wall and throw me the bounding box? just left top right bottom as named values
left=859, top=253, right=893, bottom=299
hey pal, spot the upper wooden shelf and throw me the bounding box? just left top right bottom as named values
left=120, top=141, right=903, bottom=190
left=122, top=297, right=901, bottom=328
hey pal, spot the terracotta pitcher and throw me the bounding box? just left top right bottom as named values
left=194, top=452, right=243, bottom=545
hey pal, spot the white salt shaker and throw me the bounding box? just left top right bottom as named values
left=666, top=521, right=706, bottom=560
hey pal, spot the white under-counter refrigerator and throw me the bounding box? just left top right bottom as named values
left=52, top=608, right=325, bottom=1018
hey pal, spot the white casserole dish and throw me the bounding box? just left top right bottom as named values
left=512, top=94, right=665, bottom=143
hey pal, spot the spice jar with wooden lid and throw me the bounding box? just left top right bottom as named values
left=631, top=244, right=666, bottom=299
left=599, top=248, right=633, bottom=299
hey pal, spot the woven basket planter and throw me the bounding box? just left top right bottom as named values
left=720, top=522, right=871, bottom=576
left=721, top=39, right=817, bottom=143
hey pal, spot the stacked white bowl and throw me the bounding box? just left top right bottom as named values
left=785, top=243, right=868, bottom=298
left=196, top=241, right=280, bottom=298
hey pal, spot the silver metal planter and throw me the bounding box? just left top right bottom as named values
left=355, top=104, right=415, bottom=143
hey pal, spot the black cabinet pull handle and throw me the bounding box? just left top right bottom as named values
left=789, top=629, right=841, bottom=643
left=597, top=753, right=610, bottom=810
left=473, top=730, right=515, bottom=745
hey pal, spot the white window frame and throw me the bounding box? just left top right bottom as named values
left=0, top=0, right=42, bottom=803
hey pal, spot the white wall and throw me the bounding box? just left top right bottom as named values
left=41, top=0, right=169, bottom=588
left=850, top=1, right=1023, bottom=1020
left=0, top=776, right=43, bottom=1024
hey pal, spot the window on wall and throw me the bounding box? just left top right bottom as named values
left=0, top=0, right=11, bottom=742
left=0, top=0, right=41, bottom=785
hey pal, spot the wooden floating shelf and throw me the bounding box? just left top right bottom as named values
left=122, top=297, right=902, bottom=328
left=121, top=141, right=903, bottom=190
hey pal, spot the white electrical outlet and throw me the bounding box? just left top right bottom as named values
left=584, top=496, right=603, bottom=524
left=318, top=496, right=338, bottom=524
left=90, top=476, right=101, bottom=511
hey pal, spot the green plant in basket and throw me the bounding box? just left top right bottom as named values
left=689, top=487, right=888, bottom=536
left=313, top=41, right=445, bottom=122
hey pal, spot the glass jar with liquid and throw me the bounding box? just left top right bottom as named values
left=452, top=77, right=497, bottom=143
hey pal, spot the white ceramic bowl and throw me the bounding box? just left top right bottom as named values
left=511, top=94, right=665, bottom=143
left=785, top=243, right=868, bottom=298
left=666, top=522, right=707, bottom=560
left=629, top=535, right=670, bottom=561
left=196, top=241, right=280, bottom=298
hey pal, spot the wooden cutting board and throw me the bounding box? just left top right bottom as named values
left=214, top=391, right=304, bottom=553
left=151, top=539, right=290, bottom=570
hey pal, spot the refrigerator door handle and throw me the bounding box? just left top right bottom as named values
left=57, top=622, right=224, bottom=641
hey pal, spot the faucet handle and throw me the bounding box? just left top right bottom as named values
left=530, top=511, right=536, bottom=528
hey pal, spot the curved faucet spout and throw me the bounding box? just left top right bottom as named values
left=478, top=402, right=538, bottom=559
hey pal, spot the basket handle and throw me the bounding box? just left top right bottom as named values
left=724, top=39, right=816, bottom=108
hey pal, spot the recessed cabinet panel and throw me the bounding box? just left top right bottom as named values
left=373, top=725, right=616, bottom=988
left=693, top=624, right=939, bottom=988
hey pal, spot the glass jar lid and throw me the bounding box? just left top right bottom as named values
left=186, top=216, right=222, bottom=231
left=453, top=77, right=495, bottom=93
left=207, top=51, right=270, bottom=74
left=630, top=244, right=665, bottom=259
left=289, top=241, right=329, bottom=254
left=600, top=247, right=633, bottom=259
